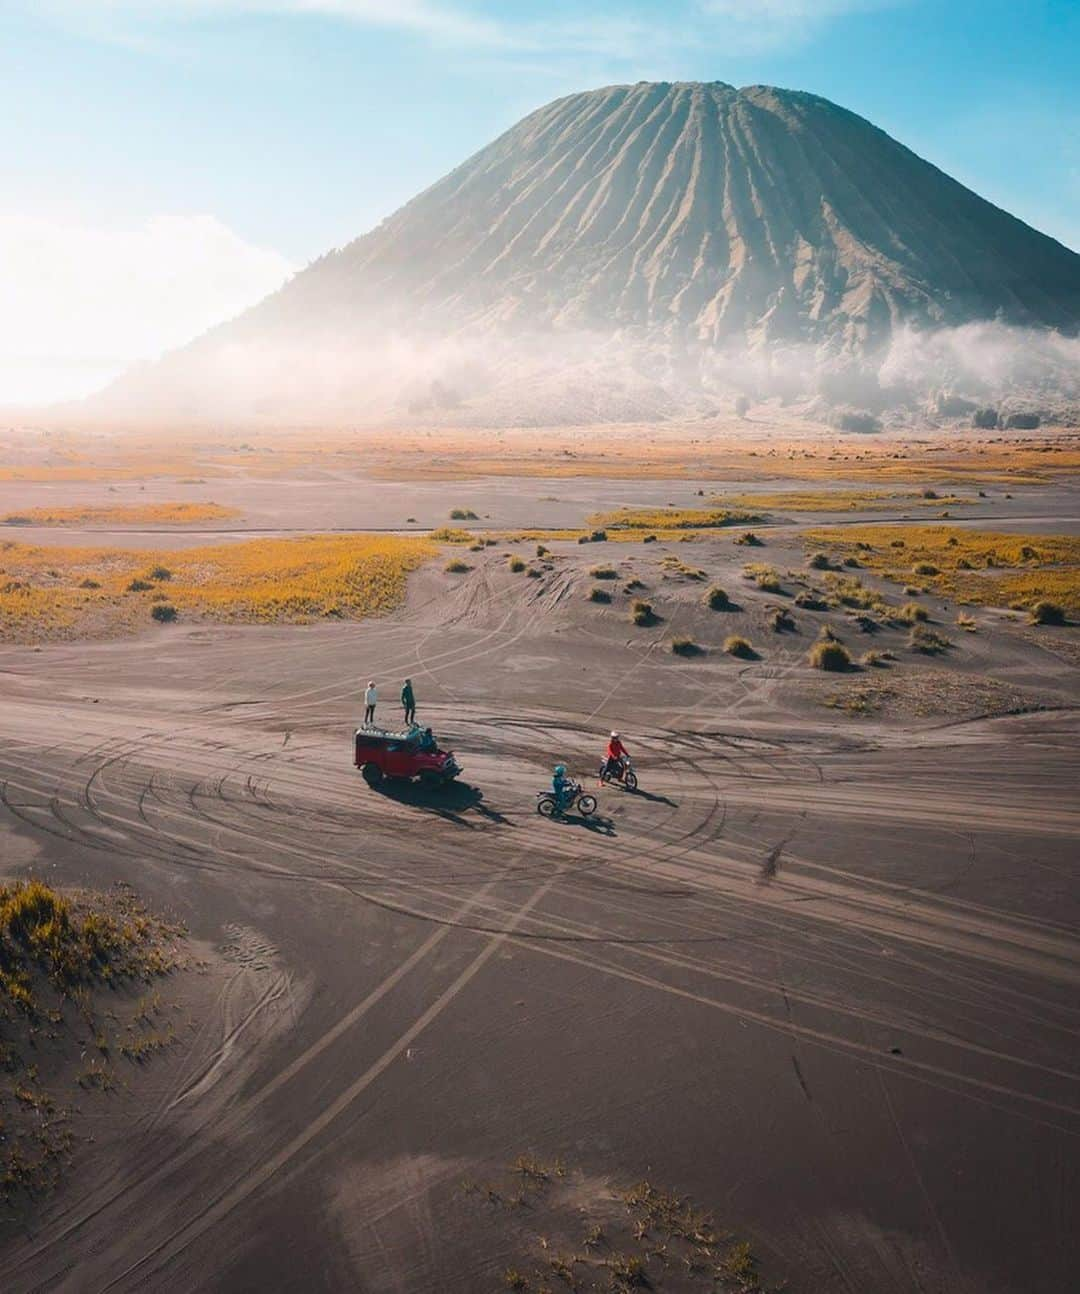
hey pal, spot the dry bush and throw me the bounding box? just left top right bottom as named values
left=704, top=585, right=730, bottom=610
left=150, top=603, right=177, bottom=623
left=795, top=590, right=827, bottom=610
left=507, top=555, right=526, bottom=573
left=723, top=634, right=755, bottom=659
left=770, top=607, right=796, bottom=632
left=589, top=565, right=618, bottom=580
left=734, top=531, right=763, bottom=546
left=807, top=552, right=832, bottom=570
left=631, top=600, right=658, bottom=626
left=809, top=639, right=852, bottom=671
left=896, top=601, right=929, bottom=623
left=1029, top=600, right=1066, bottom=625
left=444, top=558, right=470, bottom=573
left=670, top=636, right=702, bottom=656
left=588, top=586, right=611, bottom=603
left=449, top=507, right=478, bottom=520
left=909, top=624, right=951, bottom=654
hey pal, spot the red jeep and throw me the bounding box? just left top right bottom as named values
left=353, top=727, right=461, bottom=789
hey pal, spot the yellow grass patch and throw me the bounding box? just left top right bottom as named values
left=0, top=533, right=434, bottom=641
left=591, top=506, right=764, bottom=530
left=803, top=525, right=1080, bottom=613
left=718, top=490, right=975, bottom=511
left=1, top=502, right=238, bottom=526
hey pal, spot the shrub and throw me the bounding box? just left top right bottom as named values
left=723, top=634, right=755, bottom=659
left=795, top=591, right=827, bottom=611
left=79, top=578, right=101, bottom=589
left=449, top=508, right=478, bottom=520
left=896, top=601, right=929, bottom=623
left=903, top=585, right=923, bottom=596
left=444, top=558, right=470, bottom=573
left=631, top=600, right=657, bottom=626
left=526, top=567, right=541, bottom=578
left=588, top=586, right=612, bottom=603
left=590, top=565, right=618, bottom=580
left=744, top=564, right=781, bottom=592
left=973, top=407, right=999, bottom=429
left=589, top=529, right=608, bottom=543
left=148, top=565, right=172, bottom=581
left=921, top=488, right=938, bottom=500
left=468, top=542, right=484, bottom=551
left=956, top=613, right=977, bottom=631
left=807, top=552, right=832, bottom=570
left=704, top=585, right=730, bottom=610
left=1029, top=600, right=1066, bottom=626
left=861, top=650, right=888, bottom=667
left=150, top=603, right=177, bottom=623
left=1004, top=412, right=1040, bottom=430
left=536, top=544, right=549, bottom=557
left=770, top=607, right=796, bottom=632
left=642, top=534, right=657, bottom=544
left=955, top=557, right=974, bottom=569
left=507, top=555, right=526, bottom=573
left=909, top=624, right=951, bottom=654
left=671, top=636, right=702, bottom=656
left=912, top=562, right=939, bottom=576
left=127, top=578, right=153, bottom=592
left=624, top=577, right=645, bottom=591
left=842, top=555, right=860, bottom=568
left=809, top=639, right=852, bottom=671
left=735, top=531, right=763, bottom=546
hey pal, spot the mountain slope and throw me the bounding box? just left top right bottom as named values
left=101, top=82, right=1080, bottom=423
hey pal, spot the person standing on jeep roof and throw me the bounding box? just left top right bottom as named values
left=401, top=678, right=416, bottom=726
left=364, top=681, right=377, bottom=725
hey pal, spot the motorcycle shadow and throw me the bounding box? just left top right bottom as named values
left=376, top=779, right=509, bottom=828
left=628, top=787, right=678, bottom=807
left=553, top=812, right=616, bottom=837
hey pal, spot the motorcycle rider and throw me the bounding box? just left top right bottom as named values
left=604, top=731, right=629, bottom=779
left=552, top=763, right=572, bottom=814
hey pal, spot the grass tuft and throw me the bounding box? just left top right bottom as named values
left=809, top=640, right=852, bottom=671
left=631, top=600, right=658, bottom=626
left=670, top=636, right=702, bottom=657
left=1029, top=600, right=1066, bottom=625
left=723, top=635, right=755, bottom=659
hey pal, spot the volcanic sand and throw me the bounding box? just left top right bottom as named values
left=0, top=474, right=1078, bottom=1293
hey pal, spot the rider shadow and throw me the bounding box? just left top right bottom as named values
left=629, top=787, right=678, bottom=808
left=377, top=779, right=506, bottom=828
left=555, top=812, right=616, bottom=837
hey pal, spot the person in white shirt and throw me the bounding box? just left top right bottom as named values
left=364, top=681, right=377, bottom=725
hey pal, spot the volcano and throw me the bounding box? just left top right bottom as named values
left=102, top=81, right=1080, bottom=424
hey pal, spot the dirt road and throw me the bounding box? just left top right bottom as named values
left=0, top=541, right=1077, bottom=1293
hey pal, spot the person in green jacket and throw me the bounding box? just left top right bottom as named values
left=401, top=678, right=416, bottom=726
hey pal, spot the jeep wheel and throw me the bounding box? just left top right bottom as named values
left=419, top=770, right=442, bottom=789
left=361, top=763, right=383, bottom=788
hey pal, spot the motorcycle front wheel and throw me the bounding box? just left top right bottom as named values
left=623, top=770, right=638, bottom=791
left=577, top=794, right=597, bottom=816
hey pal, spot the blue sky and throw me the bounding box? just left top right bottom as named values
left=2, top=0, right=1078, bottom=402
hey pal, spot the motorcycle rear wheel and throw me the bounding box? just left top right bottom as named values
left=537, top=797, right=557, bottom=818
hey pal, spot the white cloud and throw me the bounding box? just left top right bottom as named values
left=0, top=209, right=294, bottom=405
left=32, top=0, right=904, bottom=57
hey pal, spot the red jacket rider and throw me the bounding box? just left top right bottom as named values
left=605, top=732, right=628, bottom=775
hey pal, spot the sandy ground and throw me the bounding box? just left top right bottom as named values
left=0, top=501, right=1077, bottom=1294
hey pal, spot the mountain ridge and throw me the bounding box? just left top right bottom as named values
left=98, top=81, right=1080, bottom=424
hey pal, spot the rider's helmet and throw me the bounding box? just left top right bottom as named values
left=610, top=731, right=619, bottom=739
left=554, top=764, right=567, bottom=776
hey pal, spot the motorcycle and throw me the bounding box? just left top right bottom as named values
left=536, top=781, right=597, bottom=818
left=598, top=756, right=638, bottom=792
